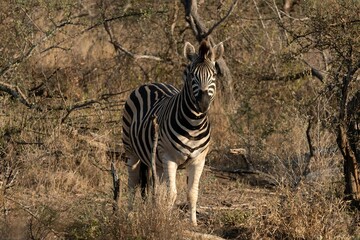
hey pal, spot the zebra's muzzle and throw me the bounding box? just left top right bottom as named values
left=196, top=90, right=211, bottom=113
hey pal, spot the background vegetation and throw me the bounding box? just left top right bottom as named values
left=0, top=0, right=359, bottom=239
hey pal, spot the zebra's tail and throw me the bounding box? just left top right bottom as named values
left=139, top=161, right=149, bottom=199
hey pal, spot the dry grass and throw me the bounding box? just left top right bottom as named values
left=1, top=1, right=360, bottom=239
left=196, top=162, right=354, bottom=240
left=246, top=184, right=351, bottom=239
left=0, top=83, right=356, bottom=239
left=60, top=183, right=186, bottom=240
left=0, top=66, right=357, bottom=240
left=0, top=102, right=358, bottom=240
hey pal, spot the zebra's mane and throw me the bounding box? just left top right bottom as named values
left=198, top=40, right=213, bottom=62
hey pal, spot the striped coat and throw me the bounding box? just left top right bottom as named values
left=122, top=40, right=224, bottom=225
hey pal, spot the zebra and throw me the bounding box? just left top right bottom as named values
left=122, top=39, right=224, bottom=226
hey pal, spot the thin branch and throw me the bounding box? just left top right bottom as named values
left=103, top=17, right=162, bottom=61
left=0, top=80, right=130, bottom=121
left=293, top=118, right=316, bottom=188
left=29, top=68, right=60, bottom=93
left=202, top=0, right=239, bottom=39
left=169, top=1, right=180, bottom=56
left=0, top=44, right=37, bottom=77
left=259, top=67, right=324, bottom=82
left=85, top=11, right=166, bottom=32
left=5, top=196, right=62, bottom=238
left=253, top=0, right=277, bottom=73
left=0, top=81, right=35, bottom=109
left=61, top=89, right=131, bottom=123
left=310, top=68, right=324, bottom=82
left=112, top=41, right=162, bottom=61
left=61, top=99, right=98, bottom=123
left=0, top=10, right=88, bottom=77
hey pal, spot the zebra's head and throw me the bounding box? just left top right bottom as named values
left=183, top=40, right=224, bottom=113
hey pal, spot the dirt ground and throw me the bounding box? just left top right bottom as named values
left=163, top=160, right=278, bottom=239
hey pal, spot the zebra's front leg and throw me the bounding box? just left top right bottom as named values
left=164, top=160, right=178, bottom=207
left=187, top=158, right=205, bottom=226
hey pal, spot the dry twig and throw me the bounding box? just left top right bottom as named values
left=111, top=162, right=120, bottom=212
left=150, top=115, right=160, bottom=195
left=0, top=81, right=35, bottom=109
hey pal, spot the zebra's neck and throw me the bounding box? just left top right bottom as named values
left=177, top=80, right=208, bottom=125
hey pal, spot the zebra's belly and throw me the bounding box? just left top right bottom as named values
left=158, top=134, right=209, bottom=168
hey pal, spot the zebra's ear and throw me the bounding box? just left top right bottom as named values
left=215, top=61, right=222, bottom=76
left=184, top=42, right=196, bottom=61
left=212, top=42, right=224, bottom=62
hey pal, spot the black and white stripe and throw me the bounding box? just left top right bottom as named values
left=122, top=40, right=224, bottom=225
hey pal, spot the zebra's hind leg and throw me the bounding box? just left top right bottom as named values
left=126, top=156, right=141, bottom=209
left=187, top=157, right=206, bottom=226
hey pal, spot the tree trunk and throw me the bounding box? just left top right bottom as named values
left=181, top=0, right=236, bottom=104
left=337, top=75, right=360, bottom=206
left=348, top=91, right=360, bottom=163
left=338, top=123, right=360, bottom=203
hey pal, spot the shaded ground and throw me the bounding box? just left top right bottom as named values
left=173, top=161, right=278, bottom=239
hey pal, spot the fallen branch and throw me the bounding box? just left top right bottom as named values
left=229, top=148, right=253, bottom=170
left=207, top=166, right=278, bottom=186
left=199, top=204, right=256, bottom=211
left=208, top=166, right=259, bottom=175
left=112, top=41, right=162, bottom=61
left=183, top=230, right=226, bottom=240
left=0, top=81, right=36, bottom=109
